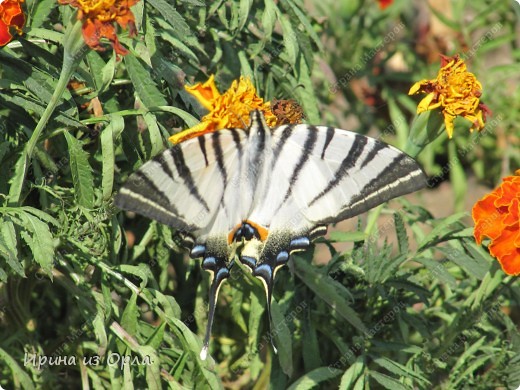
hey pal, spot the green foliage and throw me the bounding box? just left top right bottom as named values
left=0, top=0, right=519, bottom=389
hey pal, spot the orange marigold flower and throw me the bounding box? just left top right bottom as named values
left=409, top=55, right=491, bottom=139
left=169, top=75, right=278, bottom=144
left=0, top=0, right=25, bottom=46
left=59, top=0, right=139, bottom=56
left=472, top=170, right=520, bottom=276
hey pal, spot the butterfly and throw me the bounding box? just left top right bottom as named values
left=115, top=110, right=426, bottom=360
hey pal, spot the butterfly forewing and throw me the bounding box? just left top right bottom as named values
left=115, top=129, right=251, bottom=242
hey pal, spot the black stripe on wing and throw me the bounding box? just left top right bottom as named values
left=334, top=153, right=426, bottom=221
left=279, top=127, right=319, bottom=205
left=171, top=148, right=211, bottom=212
left=309, top=133, right=368, bottom=207
left=321, top=126, right=335, bottom=159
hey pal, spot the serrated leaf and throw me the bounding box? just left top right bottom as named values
left=414, top=257, right=457, bottom=287
left=147, top=0, right=194, bottom=45
left=295, top=55, right=320, bottom=123
left=0, top=92, right=84, bottom=128
left=438, top=245, right=488, bottom=280
left=22, top=206, right=59, bottom=226
left=393, top=212, right=409, bottom=255
left=86, top=51, right=109, bottom=94
left=64, top=131, right=95, bottom=208
left=279, top=14, right=298, bottom=67
left=373, top=357, right=431, bottom=385
left=418, top=212, right=467, bottom=250
left=157, top=28, right=199, bottom=64
left=7, top=150, right=28, bottom=206
left=0, top=218, right=23, bottom=277
left=124, top=55, right=168, bottom=109
left=282, top=0, right=322, bottom=50
left=17, top=212, right=54, bottom=276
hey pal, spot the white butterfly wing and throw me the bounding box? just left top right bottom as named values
left=242, top=119, right=426, bottom=321
left=115, top=129, right=249, bottom=242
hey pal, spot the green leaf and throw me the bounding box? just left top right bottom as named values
left=124, top=55, right=168, bottom=109
left=0, top=347, right=35, bottom=390
left=146, top=322, right=166, bottom=350
left=85, top=51, right=114, bottom=95
left=339, top=356, right=365, bottom=390
left=64, top=131, right=95, bottom=208
left=328, top=231, right=366, bottom=243
left=393, top=212, right=409, bottom=255
left=0, top=218, right=23, bottom=277
left=287, top=366, right=343, bottom=390
left=448, top=142, right=467, bottom=212
left=369, top=371, right=408, bottom=390
left=279, top=14, right=298, bottom=67
left=438, top=245, right=488, bottom=280
left=8, top=150, right=29, bottom=206
left=121, top=293, right=139, bottom=337
left=282, top=0, right=323, bottom=51
left=30, top=0, right=57, bottom=29
left=237, top=0, right=253, bottom=31
left=142, top=112, right=164, bottom=158
left=101, top=117, right=119, bottom=201
left=155, top=106, right=199, bottom=128
left=262, top=0, right=278, bottom=40
left=414, top=257, right=457, bottom=287
left=373, top=357, right=431, bottom=385
left=417, top=212, right=467, bottom=250
left=272, top=300, right=293, bottom=377
left=295, top=55, right=320, bottom=123
left=17, top=212, right=55, bottom=277
left=293, top=256, right=367, bottom=333
left=147, top=0, right=194, bottom=45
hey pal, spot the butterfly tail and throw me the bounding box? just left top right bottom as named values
left=199, top=254, right=233, bottom=360
left=251, top=264, right=278, bottom=353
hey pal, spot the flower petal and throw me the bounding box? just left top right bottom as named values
left=0, top=20, right=13, bottom=46
left=185, top=74, right=221, bottom=111
left=168, top=121, right=215, bottom=144
left=488, top=227, right=520, bottom=276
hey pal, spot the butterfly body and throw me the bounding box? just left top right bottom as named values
left=115, top=110, right=426, bottom=359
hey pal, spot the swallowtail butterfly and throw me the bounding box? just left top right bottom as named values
left=115, top=110, right=426, bottom=360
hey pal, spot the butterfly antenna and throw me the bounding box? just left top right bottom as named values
left=200, top=256, right=232, bottom=360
